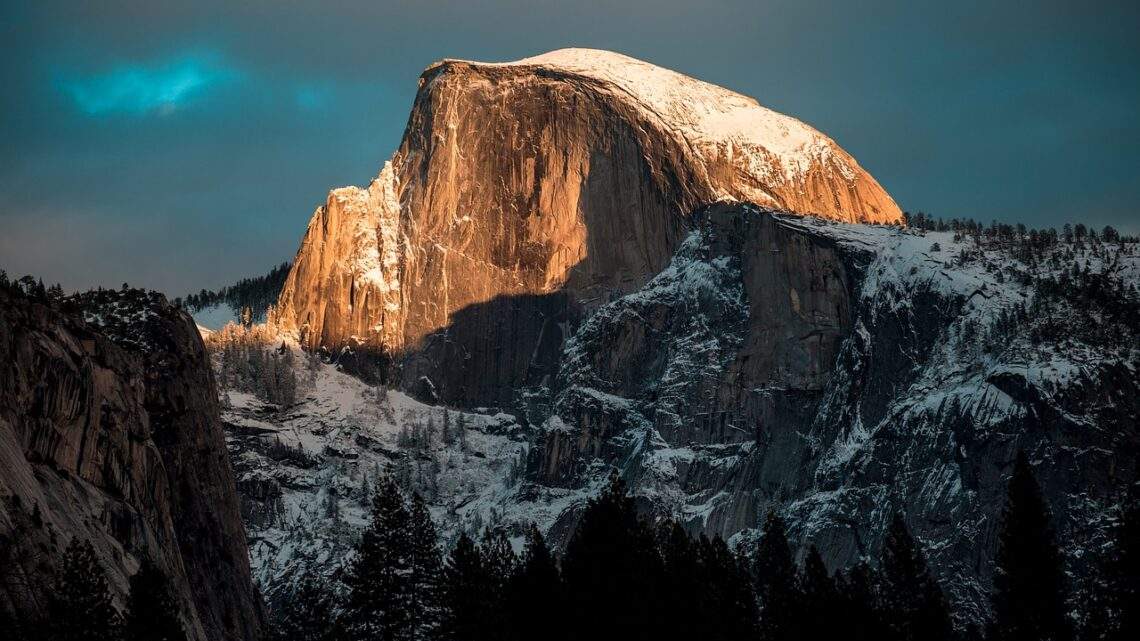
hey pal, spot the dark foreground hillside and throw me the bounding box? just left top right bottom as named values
left=0, top=278, right=265, bottom=641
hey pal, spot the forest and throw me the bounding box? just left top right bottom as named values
left=7, top=456, right=1135, bottom=641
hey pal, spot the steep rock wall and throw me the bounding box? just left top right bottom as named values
left=527, top=205, right=1139, bottom=623
left=277, top=49, right=902, bottom=404
left=0, top=289, right=264, bottom=641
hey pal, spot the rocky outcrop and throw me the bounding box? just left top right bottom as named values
left=0, top=288, right=264, bottom=640
left=527, top=203, right=1139, bottom=623
left=276, top=49, right=902, bottom=401
left=535, top=203, right=853, bottom=486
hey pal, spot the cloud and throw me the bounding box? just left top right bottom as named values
left=53, top=52, right=238, bottom=116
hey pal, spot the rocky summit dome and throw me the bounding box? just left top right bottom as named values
left=438, top=48, right=903, bottom=223
left=276, top=48, right=904, bottom=382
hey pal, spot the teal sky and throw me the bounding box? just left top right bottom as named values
left=1, top=0, right=1137, bottom=294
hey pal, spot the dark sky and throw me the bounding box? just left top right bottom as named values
left=2, top=1, right=1137, bottom=294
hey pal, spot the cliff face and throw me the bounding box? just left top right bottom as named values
left=0, top=288, right=264, bottom=641
left=235, top=199, right=1138, bottom=627
left=233, top=49, right=1137, bottom=629
left=277, top=49, right=902, bottom=400
left=528, top=204, right=1139, bottom=622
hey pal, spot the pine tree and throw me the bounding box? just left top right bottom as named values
left=46, top=538, right=121, bottom=641
left=504, top=525, right=564, bottom=641
left=441, top=410, right=453, bottom=446
left=274, top=572, right=338, bottom=641
left=342, top=476, right=411, bottom=641
left=124, top=559, right=186, bottom=641
left=879, top=514, right=953, bottom=641
left=439, top=532, right=492, bottom=641
left=407, top=493, right=443, bottom=641
left=697, top=534, right=756, bottom=640
left=477, top=527, right=517, bottom=637
left=456, top=414, right=467, bottom=451
left=658, top=520, right=703, bottom=639
left=988, top=453, right=1072, bottom=641
left=751, top=510, right=801, bottom=641
left=561, top=474, right=666, bottom=640
left=800, top=545, right=842, bottom=639
left=835, top=561, right=893, bottom=641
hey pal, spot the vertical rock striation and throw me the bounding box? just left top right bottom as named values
left=276, top=49, right=902, bottom=403
left=0, top=288, right=264, bottom=641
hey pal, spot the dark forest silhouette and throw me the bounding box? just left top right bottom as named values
left=3, top=455, right=1137, bottom=640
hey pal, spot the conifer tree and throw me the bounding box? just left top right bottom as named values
left=124, top=559, right=186, bottom=641
left=505, top=525, right=564, bottom=641
left=476, top=528, right=517, bottom=635
left=800, top=545, right=842, bottom=639
left=441, top=410, right=453, bottom=446
left=752, top=510, right=801, bottom=641
left=342, top=476, right=411, bottom=641
left=658, top=520, right=703, bottom=638
left=835, top=561, right=893, bottom=641
left=46, top=538, right=121, bottom=641
left=407, top=493, right=443, bottom=641
left=561, top=474, right=666, bottom=640
left=274, top=572, right=338, bottom=641
left=880, top=514, right=953, bottom=641
left=697, top=534, right=757, bottom=640
left=988, top=453, right=1072, bottom=641
left=439, top=532, right=492, bottom=641
left=1101, top=483, right=1140, bottom=641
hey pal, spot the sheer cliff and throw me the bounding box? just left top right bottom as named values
left=231, top=202, right=1138, bottom=626
left=276, top=48, right=902, bottom=398
left=246, top=48, right=1138, bottom=626
left=0, top=287, right=264, bottom=641
left=530, top=204, right=1139, bottom=621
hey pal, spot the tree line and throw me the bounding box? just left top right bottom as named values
left=1, top=453, right=1135, bottom=640
left=270, top=453, right=1137, bottom=641
left=903, top=212, right=1133, bottom=246
left=176, top=261, right=292, bottom=321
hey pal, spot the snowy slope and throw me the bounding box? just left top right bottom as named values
left=219, top=349, right=597, bottom=604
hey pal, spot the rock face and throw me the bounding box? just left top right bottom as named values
left=0, top=288, right=264, bottom=641
left=277, top=48, right=902, bottom=400
left=237, top=199, right=1138, bottom=629
left=529, top=204, right=1139, bottom=622
left=257, top=47, right=1137, bottom=627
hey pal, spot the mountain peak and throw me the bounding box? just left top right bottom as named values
left=279, top=48, right=904, bottom=369
left=433, top=48, right=892, bottom=198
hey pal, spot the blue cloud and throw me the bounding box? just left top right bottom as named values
left=55, top=53, right=237, bottom=116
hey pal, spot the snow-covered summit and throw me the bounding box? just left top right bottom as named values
left=441, top=48, right=869, bottom=186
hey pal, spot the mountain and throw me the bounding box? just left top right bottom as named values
left=0, top=284, right=265, bottom=640
left=229, top=202, right=1138, bottom=624
left=275, top=48, right=901, bottom=402
left=218, top=48, right=1138, bottom=626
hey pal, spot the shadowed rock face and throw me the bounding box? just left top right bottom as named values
left=527, top=204, right=1139, bottom=623
left=276, top=49, right=902, bottom=400
left=0, top=288, right=264, bottom=641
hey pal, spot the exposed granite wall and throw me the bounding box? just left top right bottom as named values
left=0, top=289, right=264, bottom=640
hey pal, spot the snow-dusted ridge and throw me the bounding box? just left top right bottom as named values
left=220, top=205, right=1139, bottom=625
left=437, top=47, right=862, bottom=185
